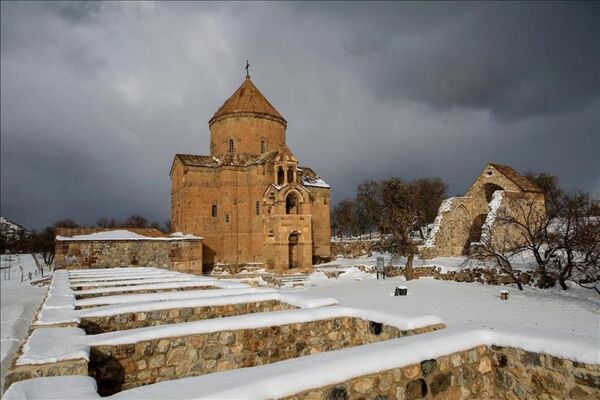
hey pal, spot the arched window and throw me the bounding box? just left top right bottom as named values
left=277, top=167, right=285, bottom=186
left=260, top=139, right=266, bottom=154
left=211, top=205, right=218, bottom=217
left=286, top=192, right=299, bottom=215
left=256, top=201, right=260, bottom=215
left=287, top=167, right=294, bottom=183
left=228, top=138, right=234, bottom=154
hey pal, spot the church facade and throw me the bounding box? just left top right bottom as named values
left=170, top=75, right=331, bottom=273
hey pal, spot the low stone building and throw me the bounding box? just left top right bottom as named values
left=420, top=163, right=545, bottom=258
left=54, top=228, right=203, bottom=274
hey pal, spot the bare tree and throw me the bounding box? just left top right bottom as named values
left=53, top=218, right=79, bottom=228
left=355, top=179, right=381, bottom=238
left=412, top=177, right=448, bottom=228
left=550, top=192, right=600, bottom=292
left=379, top=178, right=423, bottom=280
left=332, top=199, right=355, bottom=239
left=123, top=214, right=149, bottom=228
left=470, top=233, right=525, bottom=290
left=96, top=217, right=119, bottom=228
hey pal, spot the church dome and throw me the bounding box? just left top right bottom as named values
left=209, top=77, right=286, bottom=127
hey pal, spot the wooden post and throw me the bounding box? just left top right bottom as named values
left=500, top=290, right=509, bottom=300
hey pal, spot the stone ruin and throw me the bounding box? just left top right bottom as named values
left=420, top=163, right=545, bottom=258
left=3, top=266, right=598, bottom=399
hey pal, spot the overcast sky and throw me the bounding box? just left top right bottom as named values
left=1, top=1, right=598, bottom=230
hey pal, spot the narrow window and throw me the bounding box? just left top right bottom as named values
left=260, top=139, right=266, bottom=154
left=277, top=167, right=285, bottom=185
left=287, top=167, right=294, bottom=183
left=211, top=205, right=218, bottom=217
left=256, top=201, right=260, bottom=215
left=228, top=138, right=234, bottom=154
left=225, top=214, right=230, bottom=223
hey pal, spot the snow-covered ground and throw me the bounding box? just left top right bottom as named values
left=3, top=253, right=599, bottom=399
left=0, top=254, right=48, bottom=395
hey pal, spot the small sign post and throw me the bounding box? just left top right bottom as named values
left=376, top=256, right=385, bottom=280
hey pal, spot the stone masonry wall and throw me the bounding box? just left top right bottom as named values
left=90, top=318, right=440, bottom=396
left=55, top=239, right=203, bottom=275
left=74, top=285, right=216, bottom=300
left=286, top=346, right=600, bottom=400
left=492, top=346, right=600, bottom=400
left=80, top=301, right=297, bottom=334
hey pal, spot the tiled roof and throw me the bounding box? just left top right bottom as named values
left=209, top=77, right=286, bottom=125
left=489, top=163, right=542, bottom=193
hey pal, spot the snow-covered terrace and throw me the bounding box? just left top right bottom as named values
left=4, top=263, right=599, bottom=399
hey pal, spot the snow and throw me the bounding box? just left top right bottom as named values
left=7, top=325, right=599, bottom=399
left=422, top=197, right=457, bottom=248
left=18, top=305, right=442, bottom=365
left=1, top=255, right=48, bottom=395
left=72, top=280, right=246, bottom=296
left=74, top=287, right=277, bottom=308
left=479, top=190, right=505, bottom=242
left=302, top=176, right=330, bottom=188
left=35, top=293, right=338, bottom=326
left=17, top=328, right=89, bottom=365
left=70, top=276, right=199, bottom=288
left=56, top=229, right=202, bottom=241
left=4, top=258, right=600, bottom=399
left=3, top=376, right=99, bottom=400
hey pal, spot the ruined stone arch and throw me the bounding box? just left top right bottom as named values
left=484, top=183, right=504, bottom=203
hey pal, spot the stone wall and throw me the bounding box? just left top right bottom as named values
left=331, top=240, right=382, bottom=258
left=89, top=318, right=440, bottom=396
left=74, top=285, right=215, bottom=300
left=4, top=358, right=88, bottom=392
left=492, top=346, right=600, bottom=400
left=55, top=239, right=203, bottom=274
left=420, top=164, right=545, bottom=258
left=285, top=346, right=600, bottom=400
left=80, top=301, right=297, bottom=334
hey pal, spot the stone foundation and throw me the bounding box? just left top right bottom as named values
left=89, top=318, right=440, bottom=396
left=286, top=346, right=600, bottom=400
left=4, top=357, right=88, bottom=392
left=74, top=285, right=216, bottom=300
left=80, top=300, right=297, bottom=334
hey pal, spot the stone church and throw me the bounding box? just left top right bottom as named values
left=170, top=74, right=331, bottom=273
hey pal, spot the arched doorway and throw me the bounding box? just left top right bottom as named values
left=288, top=233, right=299, bottom=269
left=286, top=192, right=299, bottom=214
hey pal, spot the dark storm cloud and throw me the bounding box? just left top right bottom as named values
left=1, top=1, right=598, bottom=229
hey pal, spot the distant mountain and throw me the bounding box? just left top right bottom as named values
left=0, top=216, right=29, bottom=244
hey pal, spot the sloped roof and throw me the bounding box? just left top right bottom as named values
left=489, top=163, right=542, bottom=193
left=174, top=154, right=220, bottom=168
left=274, top=145, right=297, bottom=162
left=209, top=77, right=286, bottom=126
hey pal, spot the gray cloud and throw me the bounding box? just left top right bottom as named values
left=1, top=1, right=598, bottom=229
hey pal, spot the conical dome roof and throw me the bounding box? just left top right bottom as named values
left=209, top=77, right=286, bottom=126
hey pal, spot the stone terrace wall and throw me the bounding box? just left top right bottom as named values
left=90, top=318, right=440, bottom=396
left=80, top=301, right=297, bottom=334
left=74, top=285, right=216, bottom=300
left=4, top=358, right=88, bottom=392
left=493, top=346, right=600, bottom=399
left=286, top=346, right=600, bottom=400
left=55, top=239, right=202, bottom=275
